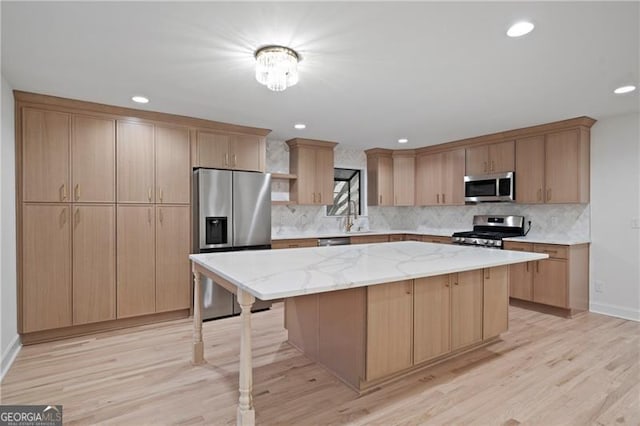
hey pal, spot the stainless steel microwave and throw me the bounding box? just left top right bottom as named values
left=464, top=172, right=514, bottom=202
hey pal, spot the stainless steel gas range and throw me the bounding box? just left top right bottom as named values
left=451, top=215, right=528, bottom=248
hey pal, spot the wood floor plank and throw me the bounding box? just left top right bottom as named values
left=1, top=303, right=638, bottom=425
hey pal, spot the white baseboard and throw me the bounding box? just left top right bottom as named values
left=1, top=334, right=21, bottom=382
left=590, top=302, right=640, bottom=322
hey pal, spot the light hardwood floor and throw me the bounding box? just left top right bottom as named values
left=2, top=303, right=638, bottom=425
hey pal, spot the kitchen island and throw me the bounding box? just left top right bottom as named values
left=190, top=241, right=547, bottom=425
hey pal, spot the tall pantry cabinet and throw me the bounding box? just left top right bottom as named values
left=15, top=91, right=272, bottom=343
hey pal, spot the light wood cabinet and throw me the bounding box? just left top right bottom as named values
left=416, top=149, right=465, bottom=206
left=22, top=108, right=70, bottom=202
left=451, top=270, right=483, bottom=350
left=287, top=139, right=337, bottom=205
left=414, top=275, right=451, bottom=363
left=389, top=234, right=404, bottom=242
left=196, top=131, right=265, bottom=172
left=155, top=206, right=191, bottom=312
left=117, top=206, right=156, bottom=318
left=22, top=204, right=72, bottom=332
left=545, top=130, right=589, bottom=203
left=392, top=151, right=415, bottom=206
left=117, top=121, right=155, bottom=203
left=366, top=280, right=413, bottom=380
left=516, top=130, right=590, bottom=204
left=504, top=241, right=589, bottom=314
left=421, top=235, right=452, bottom=244
left=272, top=238, right=318, bottom=249
left=72, top=205, right=116, bottom=325
left=71, top=115, right=116, bottom=203
left=155, top=126, right=190, bottom=204
left=350, top=234, right=390, bottom=245
left=365, top=149, right=394, bottom=206
left=466, top=141, right=514, bottom=175
left=483, top=266, right=509, bottom=339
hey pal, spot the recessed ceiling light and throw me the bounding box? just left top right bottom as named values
left=614, top=85, right=636, bottom=94
left=294, top=123, right=306, bottom=129
left=507, top=21, right=535, bottom=37
left=131, top=95, right=149, bottom=104
left=398, top=138, right=408, bottom=144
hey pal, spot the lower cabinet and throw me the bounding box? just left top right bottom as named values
left=504, top=241, right=589, bottom=313
left=73, top=205, right=116, bottom=325
left=272, top=238, right=318, bottom=249
left=117, top=205, right=191, bottom=318
left=421, top=235, right=452, bottom=244
left=366, top=280, right=413, bottom=380
left=285, top=266, right=509, bottom=390
left=350, top=234, right=390, bottom=244
left=22, top=204, right=72, bottom=333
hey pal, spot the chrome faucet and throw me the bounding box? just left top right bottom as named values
left=345, top=200, right=358, bottom=232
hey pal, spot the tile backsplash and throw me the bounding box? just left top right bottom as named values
left=268, top=139, right=590, bottom=240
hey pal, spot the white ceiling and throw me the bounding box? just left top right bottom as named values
left=2, top=2, right=638, bottom=149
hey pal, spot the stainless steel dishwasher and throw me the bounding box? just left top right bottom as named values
left=317, top=237, right=351, bottom=247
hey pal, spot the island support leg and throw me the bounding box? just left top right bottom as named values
left=237, top=288, right=256, bottom=426
left=192, top=265, right=205, bottom=365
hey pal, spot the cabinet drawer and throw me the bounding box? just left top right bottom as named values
left=272, top=239, right=318, bottom=249
left=534, top=244, right=568, bottom=259
left=503, top=242, right=533, bottom=252
left=421, top=235, right=451, bottom=244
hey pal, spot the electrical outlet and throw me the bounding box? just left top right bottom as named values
left=594, top=280, right=604, bottom=293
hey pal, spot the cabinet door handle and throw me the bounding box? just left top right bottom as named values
left=74, top=184, right=80, bottom=201
left=485, top=268, right=490, bottom=279
left=60, top=208, right=67, bottom=227
left=60, top=184, right=67, bottom=201
left=233, top=154, right=237, bottom=167
left=148, top=187, right=152, bottom=202
left=406, top=281, right=412, bottom=295
left=319, top=192, right=322, bottom=203
left=379, top=194, right=382, bottom=204
left=74, top=207, right=80, bottom=227
left=436, top=193, right=440, bottom=204
left=454, top=281, right=459, bottom=286
left=537, top=188, right=542, bottom=202
left=159, top=208, right=163, bottom=224
left=526, top=262, right=529, bottom=272
left=442, top=193, right=446, bottom=204
left=225, top=153, right=229, bottom=166
left=491, top=160, right=495, bottom=171
left=159, top=188, right=164, bottom=203
left=546, top=188, right=551, bottom=201
left=536, top=261, right=540, bottom=273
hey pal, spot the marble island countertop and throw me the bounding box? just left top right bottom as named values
left=190, top=241, right=548, bottom=301
left=272, top=229, right=590, bottom=245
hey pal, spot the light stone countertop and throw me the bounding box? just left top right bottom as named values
left=272, top=230, right=590, bottom=245
left=190, top=241, right=547, bottom=300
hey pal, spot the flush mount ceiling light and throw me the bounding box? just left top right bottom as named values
left=507, top=21, right=535, bottom=37
left=255, top=45, right=300, bottom=92
left=398, top=138, right=409, bottom=144
left=614, top=85, right=636, bottom=94
left=294, top=123, right=306, bottom=129
left=131, top=95, right=149, bottom=104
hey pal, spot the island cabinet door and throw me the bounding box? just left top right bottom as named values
left=451, top=270, right=483, bottom=351
left=414, top=275, right=451, bottom=364
left=483, top=266, right=509, bottom=340
left=366, top=280, right=413, bottom=381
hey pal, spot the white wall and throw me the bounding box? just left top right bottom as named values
left=1, top=74, right=20, bottom=380
left=590, top=112, right=640, bottom=321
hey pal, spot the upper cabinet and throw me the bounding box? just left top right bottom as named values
left=155, top=125, right=190, bottom=204
left=516, top=129, right=590, bottom=204
left=365, top=149, right=394, bottom=206
left=287, top=138, right=337, bottom=205
left=195, top=130, right=265, bottom=172
left=416, top=149, right=465, bottom=206
left=392, top=151, right=415, bottom=206
left=22, top=108, right=117, bottom=203
left=117, top=121, right=191, bottom=204
left=72, top=115, right=116, bottom=202
left=465, top=141, right=514, bottom=175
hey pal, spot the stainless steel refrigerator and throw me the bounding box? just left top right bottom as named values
left=193, top=168, right=272, bottom=320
